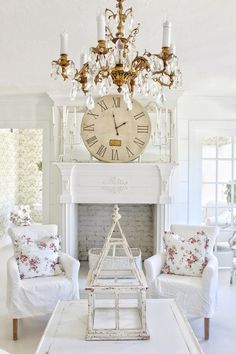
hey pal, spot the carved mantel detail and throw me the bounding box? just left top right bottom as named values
left=54, top=163, right=75, bottom=203
left=55, top=162, right=176, bottom=204
left=156, top=163, right=178, bottom=204
left=101, top=176, right=128, bottom=194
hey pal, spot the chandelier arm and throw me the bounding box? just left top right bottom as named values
left=105, top=8, right=116, bottom=20
left=153, top=75, right=173, bottom=88
left=54, top=55, right=70, bottom=80
left=131, top=55, right=149, bottom=72
left=168, top=73, right=175, bottom=87
left=152, top=68, right=166, bottom=75
left=154, top=53, right=170, bottom=61
left=94, top=74, right=100, bottom=85
left=126, top=25, right=140, bottom=43
left=106, top=26, right=115, bottom=42
left=124, top=7, right=133, bottom=18
left=95, top=68, right=110, bottom=85
left=52, top=55, right=70, bottom=81
left=74, top=63, right=90, bottom=89
left=77, top=63, right=89, bottom=76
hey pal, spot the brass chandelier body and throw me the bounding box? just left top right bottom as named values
left=51, top=0, right=182, bottom=109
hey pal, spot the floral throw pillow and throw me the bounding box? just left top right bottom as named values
left=14, top=235, right=64, bottom=279
left=161, top=231, right=209, bottom=277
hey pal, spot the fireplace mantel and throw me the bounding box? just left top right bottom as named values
left=55, top=162, right=177, bottom=257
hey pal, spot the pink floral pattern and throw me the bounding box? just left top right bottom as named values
left=161, top=231, right=209, bottom=277
left=14, top=235, right=64, bottom=279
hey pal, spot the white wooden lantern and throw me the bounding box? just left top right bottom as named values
left=85, top=205, right=150, bottom=341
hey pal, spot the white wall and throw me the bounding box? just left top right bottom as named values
left=171, top=94, right=236, bottom=225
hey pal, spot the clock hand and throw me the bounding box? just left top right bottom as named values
left=116, top=121, right=128, bottom=130
left=112, top=112, right=119, bottom=136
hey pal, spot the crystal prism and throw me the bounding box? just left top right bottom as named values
left=51, top=63, right=61, bottom=80
left=86, top=95, right=95, bottom=110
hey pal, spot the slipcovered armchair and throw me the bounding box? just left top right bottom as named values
left=7, top=224, right=80, bottom=340
left=144, top=224, right=219, bottom=340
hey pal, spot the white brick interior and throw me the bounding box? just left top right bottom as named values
left=77, top=204, right=153, bottom=261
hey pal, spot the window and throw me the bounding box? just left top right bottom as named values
left=0, top=129, right=43, bottom=237
left=201, top=136, right=235, bottom=228
left=201, top=136, right=236, bottom=267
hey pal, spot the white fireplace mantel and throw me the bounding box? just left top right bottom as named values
left=55, top=162, right=177, bottom=257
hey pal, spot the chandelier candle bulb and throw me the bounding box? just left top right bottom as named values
left=162, top=21, right=171, bottom=47
left=97, top=14, right=106, bottom=41
left=60, top=31, right=68, bottom=54
left=170, top=43, right=176, bottom=55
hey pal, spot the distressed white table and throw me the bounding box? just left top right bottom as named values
left=36, top=299, right=203, bottom=354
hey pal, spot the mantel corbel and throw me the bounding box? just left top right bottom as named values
left=54, top=162, right=75, bottom=203
left=156, top=162, right=178, bottom=204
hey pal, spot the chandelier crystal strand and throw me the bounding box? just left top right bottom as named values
left=51, top=0, right=182, bottom=109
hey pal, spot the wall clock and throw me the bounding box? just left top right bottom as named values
left=81, top=95, right=151, bottom=163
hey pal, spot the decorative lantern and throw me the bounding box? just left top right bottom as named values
left=86, top=205, right=150, bottom=340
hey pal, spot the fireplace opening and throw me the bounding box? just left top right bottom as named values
left=77, top=204, right=154, bottom=261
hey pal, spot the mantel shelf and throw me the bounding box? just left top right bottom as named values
left=54, top=161, right=177, bottom=205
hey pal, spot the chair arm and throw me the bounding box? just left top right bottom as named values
left=202, top=254, right=218, bottom=315
left=144, top=254, right=166, bottom=285
left=202, top=254, right=218, bottom=288
left=59, top=252, right=80, bottom=281
left=7, top=256, right=21, bottom=290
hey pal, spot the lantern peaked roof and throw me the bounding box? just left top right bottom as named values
left=86, top=205, right=147, bottom=290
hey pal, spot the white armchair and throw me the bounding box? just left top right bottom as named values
left=7, top=224, right=80, bottom=340
left=144, top=224, right=219, bottom=340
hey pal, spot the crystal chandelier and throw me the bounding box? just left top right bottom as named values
left=51, top=0, right=182, bottom=110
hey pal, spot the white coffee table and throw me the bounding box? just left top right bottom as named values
left=36, top=299, right=203, bottom=354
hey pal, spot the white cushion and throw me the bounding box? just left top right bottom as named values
left=162, top=231, right=209, bottom=276
left=14, top=234, right=63, bottom=279
left=155, top=273, right=205, bottom=316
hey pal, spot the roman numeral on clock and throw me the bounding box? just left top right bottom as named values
left=86, top=135, right=98, bottom=147
left=137, top=125, right=149, bottom=133
left=111, top=149, right=119, bottom=161
left=82, top=124, right=95, bottom=132
left=112, top=97, right=121, bottom=108
left=126, top=147, right=134, bottom=158
left=96, top=144, right=107, bottom=157
left=133, top=137, right=145, bottom=148
left=87, top=111, right=99, bottom=119
left=97, top=100, right=108, bottom=112
left=134, top=112, right=145, bottom=120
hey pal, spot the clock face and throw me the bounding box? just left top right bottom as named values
left=81, top=95, right=151, bottom=163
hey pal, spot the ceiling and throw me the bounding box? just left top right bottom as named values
left=0, top=0, right=236, bottom=98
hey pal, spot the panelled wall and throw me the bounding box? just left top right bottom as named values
left=171, top=94, right=236, bottom=226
